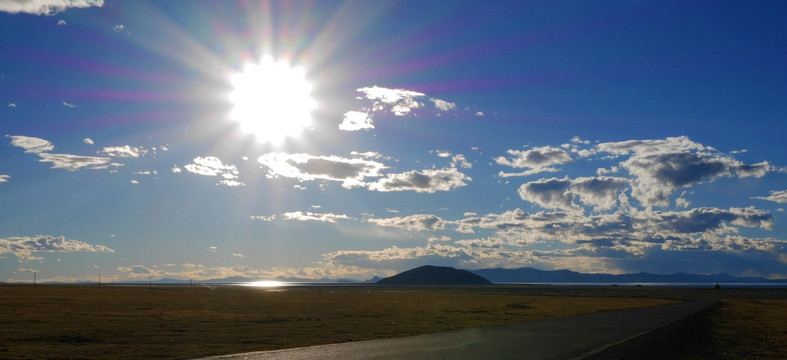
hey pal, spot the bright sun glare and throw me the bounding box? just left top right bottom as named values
left=228, top=58, right=315, bottom=145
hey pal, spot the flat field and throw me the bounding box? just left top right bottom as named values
left=0, top=284, right=673, bottom=359
left=0, top=284, right=784, bottom=360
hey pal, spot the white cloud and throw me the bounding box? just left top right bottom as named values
left=0, top=175, right=9, bottom=183
left=517, top=176, right=629, bottom=213
left=475, top=112, right=484, bottom=117
left=209, top=246, right=218, bottom=252
left=498, top=168, right=560, bottom=178
left=367, top=214, right=445, bottom=231
left=357, top=86, right=425, bottom=116
left=232, top=253, right=245, bottom=258
left=7, top=135, right=54, bottom=153
left=130, top=179, right=139, bottom=184
left=184, top=156, right=244, bottom=187
left=257, top=152, right=386, bottom=188
left=451, top=154, right=472, bottom=169
left=57, top=19, right=66, bottom=25
left=113, top=24, right=124, bottom=32
left=495, top=146, right=573, bottom=176
left=339, top=111, right=374, bottom=131
left=171, top=165, right=183, bottom=173
left=570, top=136, right=591, bottom=145
left=0, top=0, right=104, bottom=15
left=596, top=136, right=708, bottom=157
left=431, top=98, right=456, bottom=112
left=350, top=151, right=389, bottom=160
left=101, top=145, right=146, bottom=158
left=596, top=136, right=776, bottom=207
left=754, top=190, right=787, bottom=204
left=368, top=167, right=470, bottom=193
left=62, top=101, right=76, bottom=108
left=250, top=215, right=276, bottom=221
left=8, top=103, right=16, bottom=108
left=83, top=138, right=94, bottom=145
left=282, top=211, right=353, bottom=223
left=0, top=235, right=114, bottom=261
left=38, top=153, right=112, bottom=171
left=218, top=179, right=245, bottom=187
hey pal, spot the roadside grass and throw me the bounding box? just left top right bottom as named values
left=0, top=284, right=674, bottom=360
left=708, top=300, right=787, bottom=359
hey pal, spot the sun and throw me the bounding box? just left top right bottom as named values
left=228, top=58, right=316, bottom=145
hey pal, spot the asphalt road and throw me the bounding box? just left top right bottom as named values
left=198, top=300, right=715, bottom=360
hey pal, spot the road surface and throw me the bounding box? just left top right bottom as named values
left=197, top=300, right=715, bottom=360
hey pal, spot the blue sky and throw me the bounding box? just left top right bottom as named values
left=1, top=0, right=786, bottom=283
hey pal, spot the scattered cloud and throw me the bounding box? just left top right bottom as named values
left=113, top=24, right=125, bottom=32
left=754, top=190, right=787, bottom=204
left=7, top=135, right=54, bottom=154
left=367, top=214, right=446, bottom=231
left=596, top=136, right=776, bottom=207
left=83, top=138, right=94, bottom=145
left=350, top=151, right=389, bottom=160
left=675, top=198, right=691, bottom=208
left=0, top=175, right=9, bottom=183
left=339, top=111, right=374, bottom=131
left=117, top=265, right=152, bottom=275
left=451, top=154, right=472, bottom=169
left=101, top=145, right=147, bottom=158
left=8, top=103, right=16, bottom=108
left=232, top=253, right=245, bottom=258
left=184, top=156, right=244, bottom=187
left=130, top=179, right=139, bottom=184
left=0, top=235, right=114, bottom=261
left=57, top=19, right=66, bottom=25
left=323, top=203, right=783, bottom=274
left=368, top=167, right=470, bottom=193
left=62, top=101, right=76, bottom=108
left=250, top=215, right=276, bottom=221
left=38, top=153, right=112, bottom=171
left=0, top=0, right=104, bottom=16
left=171, top=165, right=183, bottom=173
left=496, top=146, right=573, bottom=177
left=431, top=98, right=456, bottom=112
left=475, top=111, right=484, bottom=117
left=357, top=86, right=425, bottom=116
left=257, top=152, right=386, bottom=188
left=209, top=246, right=217, bottom=252
left=282, top=211, right=353, bottom=223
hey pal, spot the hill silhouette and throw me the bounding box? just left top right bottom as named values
left=377, top=265, right=492, bottom=285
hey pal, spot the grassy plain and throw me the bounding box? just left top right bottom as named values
left=0, top=284, right=676, bottom=360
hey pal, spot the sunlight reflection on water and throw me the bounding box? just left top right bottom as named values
left=241, top=280, right=287, bottom=287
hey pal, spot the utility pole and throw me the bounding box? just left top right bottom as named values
left=33, top=270, right=36, bottom=287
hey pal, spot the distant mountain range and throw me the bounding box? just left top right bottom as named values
left=470, top=267, right=787, bottom=284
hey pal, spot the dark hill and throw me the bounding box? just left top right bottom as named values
left=377, top=265, right=492, bottom=285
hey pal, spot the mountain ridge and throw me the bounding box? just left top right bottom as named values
left=471, top=267, right=787, bottom=284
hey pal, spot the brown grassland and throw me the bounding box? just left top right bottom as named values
left=0, top=284, right=785, bottom=360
